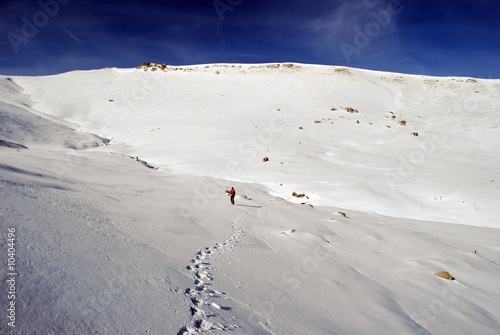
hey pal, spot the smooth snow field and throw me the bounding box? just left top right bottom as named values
left=1, top=63, right=499, bottom=334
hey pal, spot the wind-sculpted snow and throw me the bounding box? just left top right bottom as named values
left=0, top=78, right=108, bottom=150
left=7, top=63, right=499, bottom=226
left=1, top=64, right=500, bottom=334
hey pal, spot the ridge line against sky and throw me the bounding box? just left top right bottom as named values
left=1, top=0, right=499, bottom=78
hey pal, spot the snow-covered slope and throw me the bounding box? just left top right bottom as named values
left=1, top=63, right=499, bottom=334
left=10, top=63, right=500, bottom=226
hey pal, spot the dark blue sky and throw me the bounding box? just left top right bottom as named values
left=1, top=0, right=499, bottom=78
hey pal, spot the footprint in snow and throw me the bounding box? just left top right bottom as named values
left=177, top=210, right=250, bottom=334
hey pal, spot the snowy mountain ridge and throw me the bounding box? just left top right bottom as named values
left=1, top=63, right=500, bottom=334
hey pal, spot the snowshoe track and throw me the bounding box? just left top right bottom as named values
left=178, top=210, right=249, bottom=334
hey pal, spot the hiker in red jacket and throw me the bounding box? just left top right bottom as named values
left=228, top=187, right=236, bottom=205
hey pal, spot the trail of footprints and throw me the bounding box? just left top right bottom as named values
left=178, top=212, right=248, bottom=334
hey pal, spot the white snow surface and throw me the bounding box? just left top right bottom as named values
left=1, top=63, right=500, bottom=334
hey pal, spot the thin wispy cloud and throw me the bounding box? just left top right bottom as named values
left=60, top=24, right=81, bottom=45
